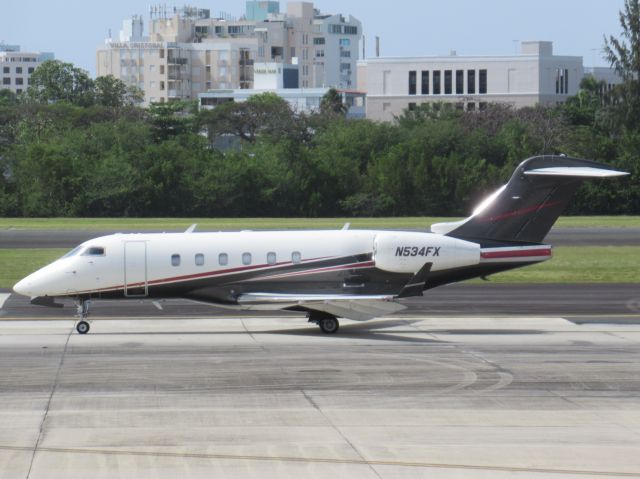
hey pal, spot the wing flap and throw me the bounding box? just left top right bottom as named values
left=236, top=293, right=405, bottom=321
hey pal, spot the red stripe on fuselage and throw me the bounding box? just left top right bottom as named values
left=480, top=248, right=551, bottom=259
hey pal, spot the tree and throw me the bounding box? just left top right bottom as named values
left=94, top=75, right=128, bottom=107
left=26, top=60, right=94, bottom=106
left=604, top=0, right=640, bottom=129
left=319, top=88, right=347, bottom=116
left=0, top=89, right=18, bottom=106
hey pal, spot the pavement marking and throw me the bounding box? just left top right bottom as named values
left=0, top=445, right=637, bottom=477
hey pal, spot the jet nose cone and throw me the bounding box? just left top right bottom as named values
left=13, top=277, right=31, bottom=297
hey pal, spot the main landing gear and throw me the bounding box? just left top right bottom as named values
left=75, top=298, right=91, bottom=334
left=308, top=312, right=340, bottom=334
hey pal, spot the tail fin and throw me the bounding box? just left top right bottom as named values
left=431, top=155, right=628, bottom=244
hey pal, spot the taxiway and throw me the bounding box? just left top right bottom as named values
left=0, top=289, right=639, bottom=478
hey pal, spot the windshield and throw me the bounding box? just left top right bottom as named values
left=60, top=246, right=84, bottom=259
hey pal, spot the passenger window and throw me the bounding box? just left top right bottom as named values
left=84, top=246, right=105, bottom=256
left=242, top=252, right=252, bottom=265
left=195, top=253, right=204, bottom=266
left=292, top=251, right=301, bottom=264
left=267, top=252, right=276, bottom=265
left=171, top=254, right=180, bottom=266
left=218, top=253, right=228, bottom=266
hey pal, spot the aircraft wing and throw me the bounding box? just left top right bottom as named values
left=237, top=293, right=406, bottom=321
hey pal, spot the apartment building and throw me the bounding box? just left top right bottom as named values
left=96, top=2, right=361, bottom=105
left=358, top=41, right=584, bottom=122
left=0, top=44, right=54, bottom=95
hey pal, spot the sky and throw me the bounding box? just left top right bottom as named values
left=1, top=0, right=627, bottom=77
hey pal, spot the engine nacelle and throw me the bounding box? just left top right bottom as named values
left=374, top=232, right=480, bottom=273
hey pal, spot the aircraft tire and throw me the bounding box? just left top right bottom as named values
left=319, top=317, right=339, bottom=334
left=76, top=321, right=90, bottom=334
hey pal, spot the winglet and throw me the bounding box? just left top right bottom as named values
left=185, top=224, right=197, bottom=233
left=342, top=222, right=350, bottom=230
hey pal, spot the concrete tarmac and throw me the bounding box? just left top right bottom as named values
left=0, top=314, right=639, bottom=479
left=0, top=227, right=638, bottom=248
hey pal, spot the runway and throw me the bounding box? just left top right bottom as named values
left=1, top=227, right=639, bottom=248
left=1, top=286, right=640, bottom=478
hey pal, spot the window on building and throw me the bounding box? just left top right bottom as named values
left=2, top=67, right=8, bottom=74
left=408, top=102, right=417, bottom=111
left=290, top=47, right=295, bottom=58
left=408, top=70, right=416, bottom=95
left=314, top=37, right=325, bottom=45
left=564, top=68, right=569, bottom=94
left=28, top=67, right=34, bottom=74
left=242, top=252, right=252, bottom=265
left=16, top=67, right=22, bottom=74
left=344, top=26, right=358, bottom=35
left=15, top=78, right=23, bottom=85
left=339, top=39, right=350, bottom=47
left=444, top=70, right=452, bottom=94
left=456, top=70, right=463, bottom=94
left=433, top=70, right=441, bottom=94
left=160, top=65, right=165, bottom=75
left=218, top=253, right=228, bottom=266
left=267, top=252, right=277, bottom=265
left=421, top=71, right=429, bottom=95
left=2, top=78, right=10, bottom=85
left=467, top=70, right=475, bottom=94
left=479, top=102, right=488, bottom=111
left=16, top=88, right=22, bottom=94
left=171, top=254, right=180, bottom=266
left=340, top=50, right=351, bottom=57
left=316, top=49, right=325, bottom=57
left=330, top=24, right=342, bottom=34
left=195, top=253, right=205, bottom=266
left=479, top=69, right=487, bottom=94
left=215, top=26, right=223, bottom=34
left=467, top=102, right=476, bottom=111
left=160, top=81, right=165, bottom=91
left=159, top=49, right=165, bottom=59
left=340, top=63, right=351, bottom=71
left=291, top=251, right=302, bottom=264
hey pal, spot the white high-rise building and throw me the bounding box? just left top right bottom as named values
left=0, top=44, right=54, bottom=96
left=96, top=2, right=362, bottom=105
left=358, top=41, right=585, bottom=121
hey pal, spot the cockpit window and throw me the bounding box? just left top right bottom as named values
left=83, top=246, right=105, bottom=256
left=60, top=246, right=83, bottom=259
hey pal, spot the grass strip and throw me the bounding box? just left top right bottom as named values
left=0, top=216, right=639, bottom=231
left=1, top=246, right=638, bottom=290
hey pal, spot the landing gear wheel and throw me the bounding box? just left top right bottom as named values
left=319, top=317, right=339, bottom=334
left=76, top=320, right=90, bottom=335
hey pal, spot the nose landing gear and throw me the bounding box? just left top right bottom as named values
left=308, top=312, right=340, bottom=334
left=75, top=299, right=91, bottom=334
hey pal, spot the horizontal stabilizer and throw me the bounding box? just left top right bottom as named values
left=524, top=166, right=629, bottom=178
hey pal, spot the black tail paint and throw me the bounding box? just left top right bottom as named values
left=445, top=155, right=628, bottom=244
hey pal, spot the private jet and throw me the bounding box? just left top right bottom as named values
left=13, top=155, right=628, bottom=334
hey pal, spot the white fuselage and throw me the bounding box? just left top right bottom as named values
left=14, top=230, right=483, bottom=299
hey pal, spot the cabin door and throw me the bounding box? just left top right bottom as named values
left=124, top=241, right=148, bottom=297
